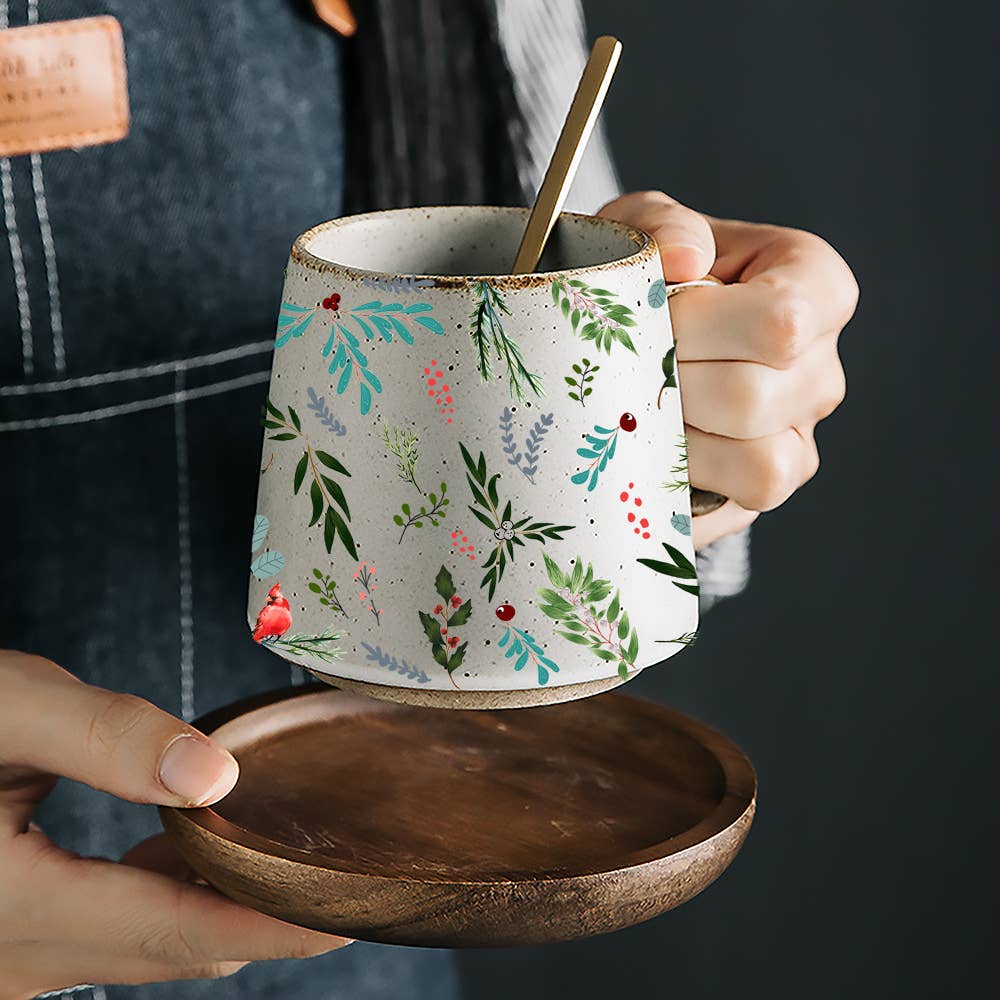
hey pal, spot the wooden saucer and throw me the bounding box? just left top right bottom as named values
left=161, top=685, right=756, bottom=947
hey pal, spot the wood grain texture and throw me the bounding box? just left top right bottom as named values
left=160, top=685, right=755, bottom=947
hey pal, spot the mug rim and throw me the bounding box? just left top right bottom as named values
left=289, top=205, right=657, bottom=289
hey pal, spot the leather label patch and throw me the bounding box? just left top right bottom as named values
left=0, top=16, right=129, bottom=157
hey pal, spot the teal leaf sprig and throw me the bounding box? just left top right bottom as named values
left=360, top=642, right=432, bottom=684
left=275, top=302, right=316, bottom=348
left=382, top=422, right=422, bottom=494
left=250, top=514, right=285, bottom=581
left=498, top=626, right=560, bottom=686
left=670, top=512, right=692, bottom=536
left=260, top=624, right=342, bottom=664
left=551, top=277, right=638, bottom=355
left=657, top=346, right=677, bottom=408
left=566, top=357, right=599, bottom=405
left=417, top=566, right=472, bottom=681
left=279, top=298, right=444, bottom=415
left=393, top=482, right=449, bottom=544
left=460, top=443, right=574, bottom=600
left=637, top=541, right=699, bottom=596
left=263, top=397, right=358, bottom=559
left=537, top=554, right=639, bottom=681
left=308, top=567, right=346, bottom=615
left=571, top=423, right=619, bottom=491
left=662, top=433, right=689, bottom=493
left=469, top=281, right=543, bottom=401
left=648, top=279, right=668, bottom=309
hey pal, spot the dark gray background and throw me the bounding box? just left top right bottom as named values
left=458, top=2, right=992, bottom=998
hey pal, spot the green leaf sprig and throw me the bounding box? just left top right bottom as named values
left=264, top=397, right=357, bottom=559
left=657, top=346, right=677, bottom=408
left=637, top=542, right=699, bottom=596
left=308, top=567, right=346, bottom=615
left=260, top=624, right=342, bottom=664
left=417, top=566, right=472, bottom=679
left=537, top=554, right=639, bottom=681
left=469, top=281, right=543, bottom=401
left=460, top=443, right=574, bottom=600
left=566, top=356, right=599, bottom=405
left=393, top=482, right=450, bottom=543
left=382, top=422, right=422, bottom=493
left=551, top=277, right=638, bottom=354
left=661, top=433, right=689, bottom=493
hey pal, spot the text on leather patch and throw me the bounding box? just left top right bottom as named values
left=0, top=15, right=129, bottom=157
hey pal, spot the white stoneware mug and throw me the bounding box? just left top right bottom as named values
left=249, top=206, right=699, bottom=708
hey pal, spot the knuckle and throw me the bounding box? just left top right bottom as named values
left=788, top=228, right=860, bottom=326
left=85, top=692, right=161, bottom=762
left=732, top=368, right=774, bottom=430
left=747, top=440, right=799, bottom=511
left=816, top=361, right=847, bottom=419
left=804, top=440, right=821, bottom=482
left=131, top=885, right=200, bottom=965
left=764, top=287, right=812, bottom=366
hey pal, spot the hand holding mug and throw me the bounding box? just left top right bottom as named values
left=600, top=191, right=858, bottom=550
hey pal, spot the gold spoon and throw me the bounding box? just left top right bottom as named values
left=511, top=35, right=622, bottom=274
left=513, top=37, right=728, bottom=519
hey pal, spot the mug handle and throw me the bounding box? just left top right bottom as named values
left=666, top=275, right=729, bottom=517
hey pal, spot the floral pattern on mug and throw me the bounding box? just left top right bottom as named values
left=251, top=207, right=699, bottom=697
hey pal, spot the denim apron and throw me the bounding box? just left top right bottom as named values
left=0, top=1, right=458, bottom=997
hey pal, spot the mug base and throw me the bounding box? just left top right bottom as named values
left=304, top=669, right=634, bottom=709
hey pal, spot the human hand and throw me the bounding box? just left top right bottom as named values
left=599, top=191, right=857, bottom=549
left=0, top=651, right=349, bottom=999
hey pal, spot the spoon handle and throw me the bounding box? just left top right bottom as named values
left=511, top=35, right=622, bottom=274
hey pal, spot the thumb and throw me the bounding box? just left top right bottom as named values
left=598, top=190, right=716, bottom=282
left=0, top=652, right=238, bottom=809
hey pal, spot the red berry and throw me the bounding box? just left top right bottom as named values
left=620, top=491, right=629, bottom=502
left=321, top=297, right=330, bottom=308
left=331, top=293, right=340, bottom=303
left=627, top=512, right=636, bottom=523
left=495, top=604, right=516, bottom=622
left=619, top=412, right=637, bottom=432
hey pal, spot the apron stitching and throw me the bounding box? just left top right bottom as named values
left=174, top=369, right=196, bottom=722
left=0, top=341, right=274, bottom=396
left=1, top=157, right=34, bottom=378
left=0, top=368, right=270, bottom=431
left=29, top=152, right=66, bottom=373
left=32, top=986, right=98, bottom=999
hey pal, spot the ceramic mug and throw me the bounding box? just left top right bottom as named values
left=249, top=206, right=699, bottom=708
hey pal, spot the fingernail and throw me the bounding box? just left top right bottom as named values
left=159, top=734, right=239, bottom=806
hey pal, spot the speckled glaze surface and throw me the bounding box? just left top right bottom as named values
left=249, top=206, right=698, bottom=707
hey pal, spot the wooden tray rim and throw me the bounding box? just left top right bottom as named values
left=166, top=684, right=757, bottom=888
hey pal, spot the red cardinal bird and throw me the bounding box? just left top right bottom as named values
left=252, top=583, right=292, bottom=642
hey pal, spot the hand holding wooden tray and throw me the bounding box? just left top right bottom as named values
left=161, top=686, right=755, bottom=947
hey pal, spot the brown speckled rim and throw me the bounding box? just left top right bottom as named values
left=289, top=205, right=657, bottom=289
